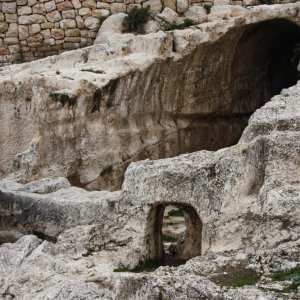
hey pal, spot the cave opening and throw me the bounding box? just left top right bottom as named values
left=230, top=18, right=300, bottom=115
left=146, top=203, right=202, bottom=267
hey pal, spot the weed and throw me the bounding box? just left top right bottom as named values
left=123, top=6, right=151, bottom=33
left=162, top=18, right=197, bottom=31
left=203, top=3, right=212, bottom=14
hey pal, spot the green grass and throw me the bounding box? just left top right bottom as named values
left=213, top=265, right=260, bottom=288
left=271, top=266, right=300, bottom=281
left=168, top=209, right=184, bottom=217
left=162, top=234, right=177, bottom=243
left=270, top=266, right=300, bottom=293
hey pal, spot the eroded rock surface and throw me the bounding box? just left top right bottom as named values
left=0, top=3, right=300, bottom=299
left=1, top=3, right=300, bottom=191
left=0, top=72, right=299, bottom=299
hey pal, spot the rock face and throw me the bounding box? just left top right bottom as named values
left=0, top=3, right=300, bottom=299
left=1, top=3, right=300, bottom=191
left=0, top=62, right=300, bottom=299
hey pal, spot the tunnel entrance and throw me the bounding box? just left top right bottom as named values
left=147, top=203, right=202, bottom=266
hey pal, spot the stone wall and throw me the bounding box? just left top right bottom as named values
left=0, top=0, right=283, bottom=66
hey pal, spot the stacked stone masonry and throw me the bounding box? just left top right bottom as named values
left=0, top=0, right=293, bottom=65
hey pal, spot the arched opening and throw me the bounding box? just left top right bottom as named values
left=146, top=203, right=202, bottom=266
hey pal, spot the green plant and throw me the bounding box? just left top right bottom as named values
left=270, top=266, right=300, bottom=293
left=168, top=209, right=184, bottom=217
left=123, top=6, right=151, bottom=33
left=203, top=4, right=212, bottom=14
left=212, top=264, right=260, bottom=288
left=113, top=268, right=128, bottom=272
left=162, top=18, right=197, bottom=31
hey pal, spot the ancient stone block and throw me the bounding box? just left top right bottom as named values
left=111, top=3, right=126, bottom=13
left=6, top=23, right=18, bottom=38
left=71, top=0, right=82, bottom=9
left=3, top=37, right=19, bottom=45
left=43, top=38, right=55, bottom=45
left=65, top=28, right=81, bottom=36
left=51, top=28, right=65, bottom=39
left=32, top=3, right=46, bottom=14
left=57, top=1, right=74, bottom=11
left=97, top=2, right=111, bottom=9
left=41, top=22, right=55, bottom=29
left=19, top=14, right=46, bottom=24
left=19, top=26, right=29, bottom=40
left=0, top=22, right=8, bottom=34
left=45, top=0, right=57, bottom=12
left=162, top=0, right=176, bottom=11
left=60, top=19, right=77, bottom=29
left=75, top=15, right=85, bottom=28
left=27, top=33, right=43, bottom=43
left=17, top=0, right=29, bottom=5
left=84, top=16, right=100, bottom=30
left=5, top=13, right=18, bottom=23
left=143, top=0, right=162, bottom=12
left=18, top=6, right=32, bottom=15
left=82, top=0, right=97, bottom=9
left=8, top=45, right=20, bottom=54
left=176, top=0, right=188, bottom=12
left=29, top=24, right=41, bottom=35
left=41, top=29, right=51, bottom=38
left=78, top=7, right=92, bottom=16
left=62, top=9, right=76, bottom=19
left=46, top=10, right=62, bottom=22
left=2, top=2, right=17, bottom=14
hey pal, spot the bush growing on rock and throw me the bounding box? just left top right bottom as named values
left=122, top=6, right=151, bottom=33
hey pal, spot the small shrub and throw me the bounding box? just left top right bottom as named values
left=203, top=4, right=212, bottom=14
left=123, top=6, right=151, bottom=33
